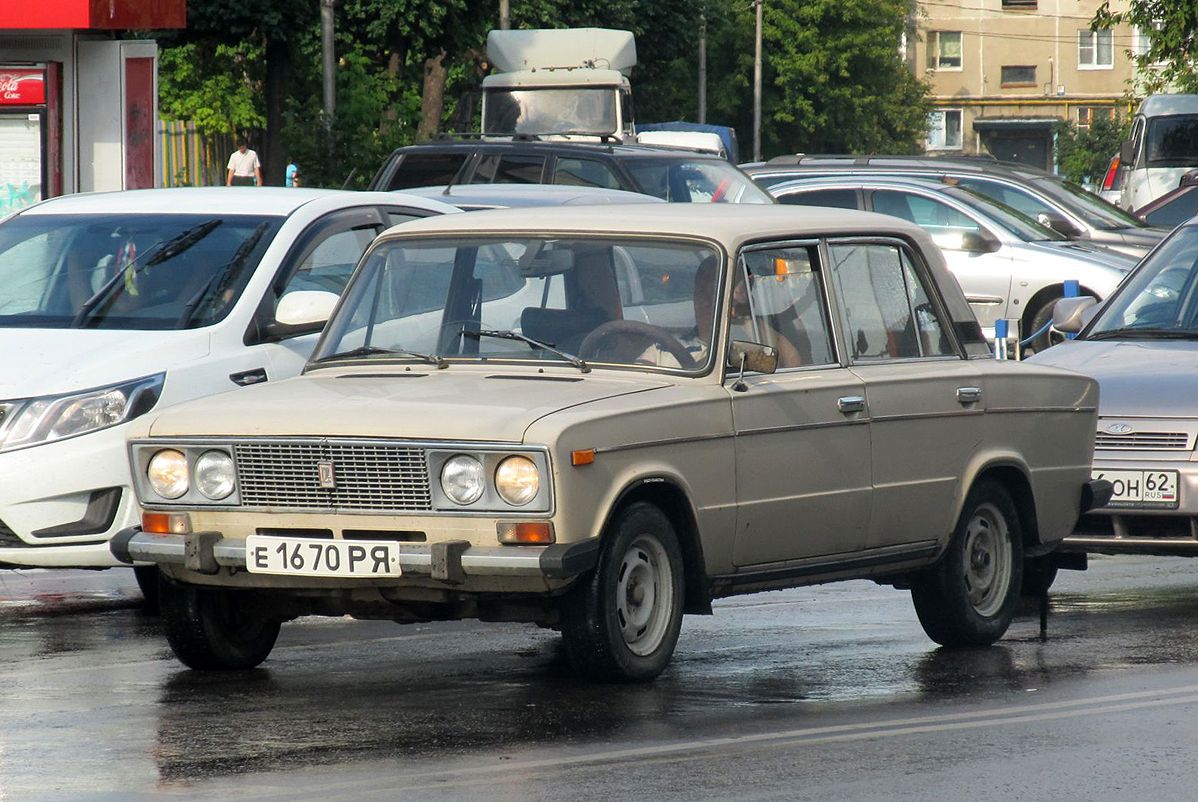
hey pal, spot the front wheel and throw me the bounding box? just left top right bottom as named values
left=560, top=502, right=685, bottom=682
left=911, top=480, right=1024, bottom=647
left=159, top=575, right=280, bottom=670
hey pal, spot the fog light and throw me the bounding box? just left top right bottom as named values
left=497, top=521, right=555, bottom=545
left=142, top=511, right=192, bottom=535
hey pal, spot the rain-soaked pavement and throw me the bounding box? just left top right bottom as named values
left=5, top=556, right=1198, bottom=800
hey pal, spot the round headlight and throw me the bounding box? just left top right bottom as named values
left=195, top=450, right=236, bottom=500
left=441, top=455, right=485, bottom=505
left=147, top=449, right=189, bottom=499
left=495, top=456, right=540, bottom=506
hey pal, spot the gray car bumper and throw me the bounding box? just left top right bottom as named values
left=110, top=528, right=599, bottom=580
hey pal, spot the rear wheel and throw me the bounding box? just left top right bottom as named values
left=560, top=502, right=685, bottom=682
left=159, top=575, right=280, bottom=670
left=1023, top=298, right=1061, bottom=355
left=911, top=480, right=1024, bottom=647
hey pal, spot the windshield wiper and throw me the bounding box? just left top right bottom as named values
left=313, top=345, right=447, bottom=368
left=176, top=222, right=270, bottom=328
left=1087, top=327, right=1198, bottom=340
left=71, top=218, right=223, bottom=327
left=464, top=328, right=590, bottom=373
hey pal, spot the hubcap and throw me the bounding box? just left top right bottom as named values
left=615, top=534, right=675, bottom=657
left=961, top=501, right=1012, bottom=618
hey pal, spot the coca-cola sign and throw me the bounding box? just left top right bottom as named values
left=0, top=69, right=46, bottom=106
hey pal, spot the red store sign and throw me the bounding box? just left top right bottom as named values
left=0, top=69, right=46, bottom=106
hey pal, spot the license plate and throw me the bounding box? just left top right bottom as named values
left=245, top=536, right=402, bottom=577
left=1093, top=469, right=1180, bottom=509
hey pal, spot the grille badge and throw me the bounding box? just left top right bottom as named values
left=1106, top=423, right=1134, bottom=434
left=317, top=460, right=337, bottom=489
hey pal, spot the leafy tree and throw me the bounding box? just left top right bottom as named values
left=1053, top=115, right=1129, bottom=186
left=1094, top=3, right=1198, bottom=94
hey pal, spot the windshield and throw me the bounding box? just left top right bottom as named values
left=0, top=213, right=282, bottom=330
left=1033, top=177, right=1151, bottom=230
left=944, top=187, right=1066, bottom=241
left=1087, top=224, right=1198, bottom=336
left=314, top=236, right=722, bottom=374
left=623, top=159, right=773, bottom=204
left=1146, top=115, right=1198, bottom=168
left=484, top=88, right=617, bottom=136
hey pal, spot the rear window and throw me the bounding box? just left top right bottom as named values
left=383, top=153, right=470, bottom=190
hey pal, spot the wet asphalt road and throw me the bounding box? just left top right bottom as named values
left=5, top=557, right=1198, bottom=800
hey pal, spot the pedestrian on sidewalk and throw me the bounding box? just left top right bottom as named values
left=226, top=141, right=262, bottom=187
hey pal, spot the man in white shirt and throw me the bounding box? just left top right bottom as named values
left=226, top=141, right=262, bottom=187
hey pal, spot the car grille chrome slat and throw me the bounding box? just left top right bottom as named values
left=234, top=441, right=432, bottom=512
left=1095, top=432, right=1191, bottom=451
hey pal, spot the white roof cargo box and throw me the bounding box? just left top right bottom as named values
left=486, top=28, right=637, bottom=76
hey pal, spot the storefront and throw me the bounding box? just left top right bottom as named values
left=0, top=1, right=185, bottom=212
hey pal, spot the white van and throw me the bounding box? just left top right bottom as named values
left=1120, top=94, right=1198, bottom=211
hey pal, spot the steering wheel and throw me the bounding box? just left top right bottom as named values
left=578, top=319, right=697, bottom=369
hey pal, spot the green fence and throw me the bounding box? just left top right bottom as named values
left=156, top=121, right=235, bottom=187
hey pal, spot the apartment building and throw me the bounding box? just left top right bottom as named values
left=914, top=0, right=1140, bottom=170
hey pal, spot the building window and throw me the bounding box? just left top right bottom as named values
left=1134, top=23, right=1168, bottom=66
left=1001, top=0, right=1037, bottom=8
left=1077, top=106, right=1114, bottom=128
left=1000, top=65, right=1036, bottom=87
left=927, top=31, right=962, bottom=71
left=1078, top=29, right=1114, bottom=69
left=927, top=109, right=963, bottom=150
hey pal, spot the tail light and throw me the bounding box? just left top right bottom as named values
left=1101, top=157, right=1121, bottom=191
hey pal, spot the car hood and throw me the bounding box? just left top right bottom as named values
left=1029, top=338, right=1198, bottom=417
left=146, top=367, right=674, bottom=442
left=0, top=328, right=210, bottom=399
left=1089, top=226, right=1168, bottom=258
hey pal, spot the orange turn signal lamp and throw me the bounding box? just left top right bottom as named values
left=571, top=449, right=596, bottom=466
left=142, top=511, right=192, bottom=536
left=497, top=521, right=555, bottom=545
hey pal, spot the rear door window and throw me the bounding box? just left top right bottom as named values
left=473, top=154, right=547, bottom=184
left=385, top=153, right=470, bottom=190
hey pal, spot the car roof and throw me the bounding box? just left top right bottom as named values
left=16, top=187, right=458, bottom=216
left=1138, top=94, right=1198, bottom=116
left=389, top=140, right=730, bottom=160
left=742, top=154, right=1054, bottom=180
left=376, top=202, right=930, bottom=252
left=769, top=174, right=957, bottom=193
left=401, top=184, right=665, bottom=208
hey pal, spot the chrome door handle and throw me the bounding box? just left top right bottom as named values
left=837, top=396, right=865, bottom=414
left=956, top=386, right=982, bottom=404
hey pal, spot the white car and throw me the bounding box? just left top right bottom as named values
left=0, top=187, right=457, bottom=582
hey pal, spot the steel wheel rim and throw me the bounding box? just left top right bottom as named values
left=615, top=534, right=674, bottom=657
left=962, top=501, right=1012, bottom=617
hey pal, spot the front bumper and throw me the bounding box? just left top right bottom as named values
left=110, top=527, right=600, bottom=582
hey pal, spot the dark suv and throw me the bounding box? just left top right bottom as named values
left=369, top=140, right=773, bottom=204
left=742, top=154, right=1166, bottom=257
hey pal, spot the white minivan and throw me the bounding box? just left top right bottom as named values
left=0, top=187, right=456, bottom=588
left=1120, top=94, right=1198, bottom=212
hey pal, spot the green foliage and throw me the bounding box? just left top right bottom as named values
left=1053, top=116, right=1128, bottom=185
left=1094, top=2, right=1198, bottom=95
left=157, top=42, right=266, bottom=136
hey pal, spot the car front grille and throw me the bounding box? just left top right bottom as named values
left=233, top=440, right=432, bottom=512
left=1095, top=431, right=1191, bottom=451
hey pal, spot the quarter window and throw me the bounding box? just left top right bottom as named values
left=827, top=242, right=955, bottom=361
left=739, top=246, right=836, bottom=368
left=927, top=31, right=963, bottom=71
left=1078, top=29, right=1114, bottom=69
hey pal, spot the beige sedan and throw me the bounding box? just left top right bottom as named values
left=113, top=205, right=1108, bottom=681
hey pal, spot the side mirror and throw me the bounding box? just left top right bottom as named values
left=935, top=230, right=999, bottom=254
left=1036, top=212, right=1083, bottom=238
left=259, top=290, right=340, bottom=341
left=728, top=340, right=779, bottom=375
left=1119, top=139, right=1135, bottom=166
left=1052, top=295, right=1099, bottom=334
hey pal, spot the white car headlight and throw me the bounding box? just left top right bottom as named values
left=495, top=455, right=540, bottom=506
left=147, top=449, right=190, bottom=499
left=194, top=450, right=236, bottom=500
left=441, top=455, right=485, bottom=505
left=0, top=373, right=165, bottom=453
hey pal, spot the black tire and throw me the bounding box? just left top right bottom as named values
left=911, top=480, right=1024, bottom=647
left=158, top=575, right=280, bottom=670
left=1023, top=298, right=1060, bottom=355
left=1021, top=556, right=1059, bottom=597
left=560, top=502, right=685, bottom=682
left=133, top=565, right=160, bottom=614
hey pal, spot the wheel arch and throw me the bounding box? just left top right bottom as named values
left=964, top=461, right=1041, bottom=552
left=1020, top=282, right=1101, bottom=330
left=600, top=476, right=712, bottom=615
